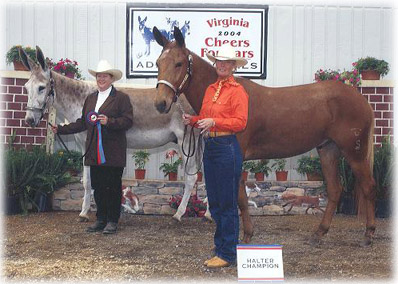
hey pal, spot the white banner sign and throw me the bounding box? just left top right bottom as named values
left=237, top=244, right=284, bottom=282
left=126, top=4, right=268, bottom=78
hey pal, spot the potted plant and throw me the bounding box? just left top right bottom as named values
left=242, top=161, right=256, bottom=181
left=314, top=67, right=361, bottom=87
left=249, top=159, right=271, bottom=181
left=354, top=57, right=389, bottom=80
left=296, top=155, right=323, bottom=181
left=132, top=150, right=151, bottom=180
left=373, top=137, right=394, bottom=218
left=57, top=150, right=83, bottom=176
left=197, top=171, right=203, bottom=182
left=272, top=158, right=288, bottom=181
left=6, top=45, right=36, bottom=71
left=47, top=57, right=84, bottom=79
left=159, top=149, right=182, bottom=181
left=338, top=157, right=356, bottom=215
left=5, top=146, right=73, bottom=214
left=169, top=194, right=207, bottom=217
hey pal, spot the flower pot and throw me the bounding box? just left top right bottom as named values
left=6, top=195, right=22, bottom=215
left=275, top=171, right=288, bottom=181
left=67, top=169, right=80, bottom=176
left=375, top=198, right=391, bottom=218
left=306, top=172, right=323, bottom=181
left=241, top=171, right=248, bottom=181
left=65, top=72, right=75, bottom=79
left=13, top=60, right=29, bottom=71
left=168, top=172, right=178, bottom=181
left=197, top=171, right=203, bottom=182
left=135, top=169, right=146, bottom=180
left=34, top=191, right=52, bottom=212
left=361, top=70, right=380, bottom=80
left=254, top=172, right=265, bottom=181
left=339, top=194, right=357, bottom=215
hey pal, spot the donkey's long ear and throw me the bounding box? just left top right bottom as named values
left=19, top=47, right=35, bottom=71
left=174, top=26, right=185, bottom=47
left=153, top=26, right=168, bottom=47
left=36, top=46, right=48, bottom=71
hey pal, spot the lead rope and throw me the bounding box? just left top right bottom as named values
left=176, top=100, right=204, bottom=176
left=49, top=121, right=95, bottom=159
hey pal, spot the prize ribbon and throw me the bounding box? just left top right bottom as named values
left=87, top=111, right=106, bottom=165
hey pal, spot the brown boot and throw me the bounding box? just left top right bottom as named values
left=103, top=222, right=118, bottom=234
left=86, top=220, right=106, bottom=232
left=204, top=256, right=218, bottom=266
left=206, top=256, right=230, bottom=268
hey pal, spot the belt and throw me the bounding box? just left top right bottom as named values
left=208, top=131, right=234, bottom=137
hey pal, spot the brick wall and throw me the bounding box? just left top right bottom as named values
left=1, top=73, right=48, bottom=149
left=0, top=71, right=394, bottom=149
left=359, top=86, right=394, bottom=145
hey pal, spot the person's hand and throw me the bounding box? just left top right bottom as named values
left=51, top=125, right=58, bottom=134
left=98, top=114, right=108, bottom=125
left=197, top=118, right=215, bottom=134
left=182, top=113, right=192, bottom=125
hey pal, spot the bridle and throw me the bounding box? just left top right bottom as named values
left=156, top=53, right=193, bottom=103
left=25, top=72, right=55, bottom=120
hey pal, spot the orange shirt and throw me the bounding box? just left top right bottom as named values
left=190, top=76, right=249, bottom=133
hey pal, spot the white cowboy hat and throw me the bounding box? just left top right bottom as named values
left=206, top=45, right=248, bottom=68
left=88, top=60, right=123, bottom=81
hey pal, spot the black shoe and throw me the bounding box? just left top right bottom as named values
left=86, top=220, right=106, bottom=232
left=103, top=222, right=118, bottom=234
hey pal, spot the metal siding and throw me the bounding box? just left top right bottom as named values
left=4, top=1, right=394, bottom=180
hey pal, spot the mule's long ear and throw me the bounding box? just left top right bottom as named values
left=174, top=26, right=185, bottom=47
left=36, top=46, right=48, bottom=71
left=153, top=26, right=168, bottom=47
left=19, top=47, right=35, bottom=71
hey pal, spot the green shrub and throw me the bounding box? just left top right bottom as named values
left=249, top=159, right=271, bottom=176
left=5, top=146, right=74, bottom=214
left=296, top=155, right=323, bottom=176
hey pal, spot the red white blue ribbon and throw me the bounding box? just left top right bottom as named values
left=87, top=111, right=106, bottom=165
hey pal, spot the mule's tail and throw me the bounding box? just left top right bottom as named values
left=357, top=112, right=375, bottom=218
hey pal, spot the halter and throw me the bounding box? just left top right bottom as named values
left=25, top=72, right=55, bottom=120
left=156, top=53, right=193, bottom=103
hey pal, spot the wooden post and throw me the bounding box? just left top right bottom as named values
left=46, top=106, right=56, bottom=154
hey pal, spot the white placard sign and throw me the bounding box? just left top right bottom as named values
left=126, top=3, right=268, bottom=78
left=237, top=244, right=284, bottom=282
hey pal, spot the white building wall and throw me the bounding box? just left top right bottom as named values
left=3, top=0, right=395, bottom=180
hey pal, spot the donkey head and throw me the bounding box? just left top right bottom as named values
left=153, top=26, right=189, bottom=113
left=20, top=46, right=52, bottom=127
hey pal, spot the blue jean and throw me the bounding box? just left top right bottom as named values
left=203, top=135, right=242, bottom=263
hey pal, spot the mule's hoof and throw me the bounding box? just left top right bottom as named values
left=359, top=237, right=372, bottom=247
left=308, top=234, right=322, bottom=246
left=241, top=233, right=253, bottom=244
left=172, top=214, right=182, bottom=222
left=78, top=216, right=89, bottom=222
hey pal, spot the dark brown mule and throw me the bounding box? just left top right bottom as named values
left=153, top=26, right=376, bottom=247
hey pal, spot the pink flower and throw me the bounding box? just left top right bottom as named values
left=165, top=149, right=178, bottom=159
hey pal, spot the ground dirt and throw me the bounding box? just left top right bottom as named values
left=3, top=211, right=394, bottom=283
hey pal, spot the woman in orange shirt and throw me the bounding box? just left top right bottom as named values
left=183, top=45, right=249, bottom=268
